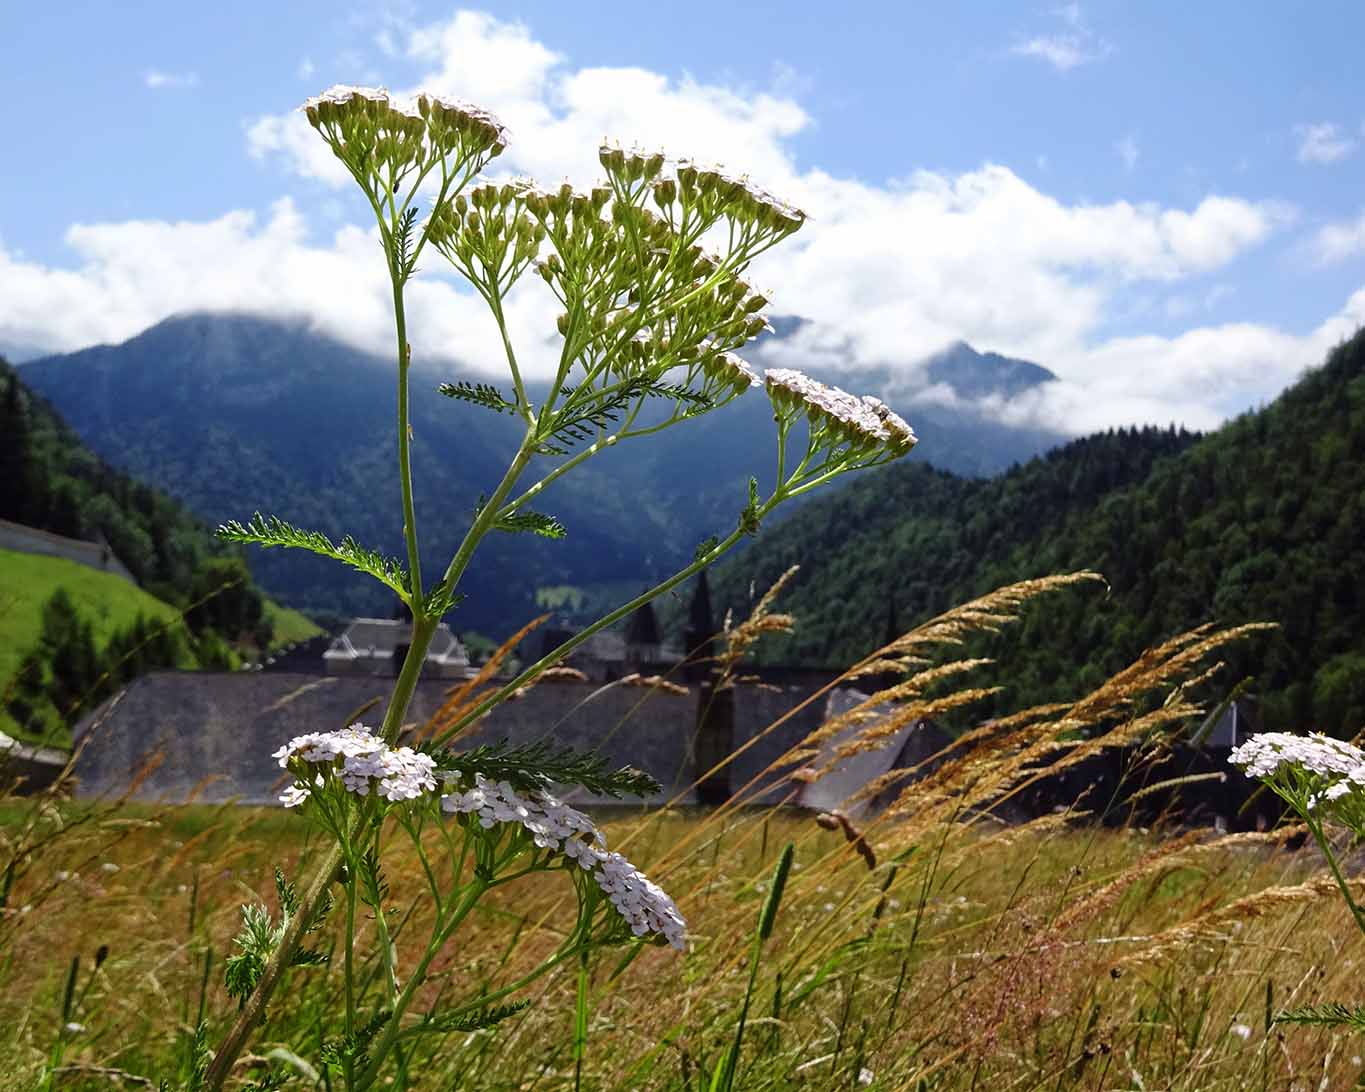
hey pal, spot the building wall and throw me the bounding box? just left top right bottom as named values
left=0, top=518, right=137, bottom=585
left=69, top=671, right=843, bottom=808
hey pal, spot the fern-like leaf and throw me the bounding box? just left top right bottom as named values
left=1274, top=1002, right=1365, bottom=1029
left=497, top=510, right=567, bottom=539
left=319, top=1010, right=392, bottom=1073
left=423, top=582, right=467, bottom=619
left=474, top=496, right=567, bottom=540
left=435, top=739, right=659, bottom=799
left=400, top=1000, right=531, bottom=1039
left=216, top=513, right=410, bottom=600
left=437, top=380, right=517, bottom=415
left=395, top=206, right=421, bottom=281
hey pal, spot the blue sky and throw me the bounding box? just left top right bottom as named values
left=4, top=1, right=1365, bottom=431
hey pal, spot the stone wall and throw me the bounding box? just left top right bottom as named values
left=70, top=671, right=836, bottom=807
left=0, top=518, right=137, bottom=585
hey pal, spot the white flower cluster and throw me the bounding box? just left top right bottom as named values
left=764, top=368, right=916, bottom=455
left=1230, top=731, right=1365, bottom=810
left=673, top=159, right=806, bottom=229
left=273, top=722, right=437, bottom=807
left=301, top=85, right=508, bottom=156
left=442, top=774, right=686, bottom=948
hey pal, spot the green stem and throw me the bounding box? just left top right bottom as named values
left=1304, top=815, right=1365, bottom=936
left=344, top=871, right=359, bottom=1090
left=392, top=278, right=424, bottom=603
left=202, top=839, right=346, bottom=1089
left=354, top=879, right=490, bottom=1089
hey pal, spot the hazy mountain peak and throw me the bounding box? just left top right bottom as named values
left=921, top=340, right=1058, bottom=402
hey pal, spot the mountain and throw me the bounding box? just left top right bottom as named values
left=17, top=314, right=1065, bottom=635
left=922, top=340, right=1058, bottom=400
left=708, top=328, right=1365, bottom=736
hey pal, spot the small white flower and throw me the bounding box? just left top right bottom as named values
left=858, top=1068, right=874, bottom=1086
left=63, top=1022, right=86, bottom=1035
left=100, top=862, right=119, bottom=874
left=1230, top=1022, right=1252, bottom=1041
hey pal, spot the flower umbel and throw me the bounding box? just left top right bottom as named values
left=442, top=773, right=687, bottom=949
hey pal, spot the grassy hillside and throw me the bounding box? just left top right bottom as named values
left=0, top=550, right=321, bottom=745
left=262, top=600, right=323, bottom=647
left=0, top=549, right=191, bottom=742
left=714, top=328, right=1365, bottom=735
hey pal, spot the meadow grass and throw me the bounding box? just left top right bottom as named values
left=1, top=800, right=1362, bottom=1090
left=3, top=577, right=1361, bottom=1089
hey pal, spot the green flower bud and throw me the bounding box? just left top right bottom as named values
left=652, top=179, right=677, bottom=210
left=556, top=312, right=569, bottom=337
left=591, top=186, right=612, bottom=213
left=677, top=161, right=698, bottom=194
left=645, top=152, right=665, bottom=180
left=455, top=194, right=468, bottom=216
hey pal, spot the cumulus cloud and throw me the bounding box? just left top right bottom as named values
left=144, top=70, right=199, bottom=90
left=6, top=9, right=1350, bottom=438
left=1296, top=122, right=1355, bottom=165
left=1310, top=208, right=1365, bottom=265
left=1011, top=34, right=1108, bottom=71
left=0, top=201, right=557, bottom=379
left=997, top=289, right=1365, bottom=433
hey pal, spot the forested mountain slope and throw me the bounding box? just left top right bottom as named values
left=712, top=329, right=1365, bottom=735
left=18, top=313, right=1063, bottom=632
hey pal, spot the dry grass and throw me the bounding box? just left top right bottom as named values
left=2, top=573, right=1361, bottom=1090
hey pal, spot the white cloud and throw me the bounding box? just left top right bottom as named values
left=1011, top=34, right=1108, bottom=71
left=0, top=201, right=553, bottom=379
left=1011, top=4, right=1112, bottom=73
left=997, top=291, right=1365, bottom=433
left=1296, top=122, right=1355, bottom=164
left=144, top=70, right=199, bottom=90
left=6, top=9, right=1340, bottom=439
left=1309, top=208, right=1365, bottom=264
left=1114, top=135, right=1139, bottom=170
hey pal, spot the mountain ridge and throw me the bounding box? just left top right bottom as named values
left=18, top=312, right=1066, bottom=634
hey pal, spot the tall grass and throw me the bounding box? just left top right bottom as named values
left=2, top=575, right=1360, bottom=1090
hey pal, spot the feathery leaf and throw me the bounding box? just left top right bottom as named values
left=216, top=512, right=410, bottom=600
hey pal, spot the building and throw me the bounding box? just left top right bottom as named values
left=322, top=618, right=473, bottom=678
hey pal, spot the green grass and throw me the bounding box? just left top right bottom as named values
left=0, top=548, right=187, bottom=696
left=263, top=601, right=323, bottom=649
left=535, top=584, right=587, bottom=611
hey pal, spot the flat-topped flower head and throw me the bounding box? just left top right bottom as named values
left=441, top=773, right=685, bottom=948
left=418, top=93, right=508, bottom=157
left=765, top=368, right=898, bottom=456
left=861, top=395, right=918, bottom=456
left=1230, top=731, right=1365, bottom=813
left=274, top=722, right=436, bottom=806
left=302, top=85, right=507, bottom=187
left=1230, top=731, right=1365, bottom=780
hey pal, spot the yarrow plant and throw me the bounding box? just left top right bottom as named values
left=1231, top=731, right=1365, bottom=1029
left=203, top=83, right=916, bottom=1088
